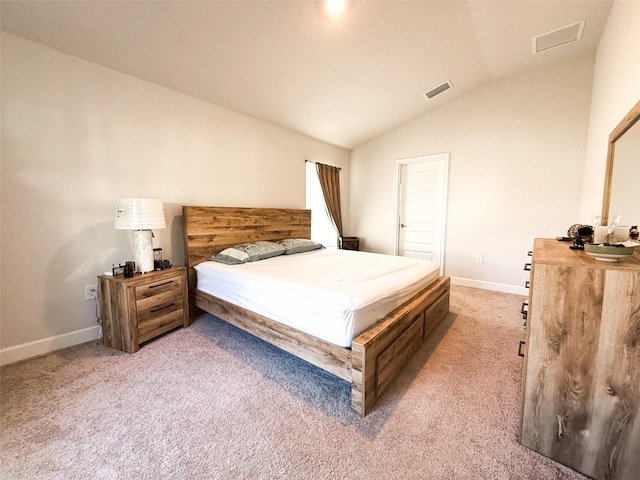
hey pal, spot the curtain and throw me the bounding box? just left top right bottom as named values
left=316, top=162, right=343, bottom=237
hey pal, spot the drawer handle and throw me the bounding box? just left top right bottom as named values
left=149, top=280, right=174, bottom=289
left=523, top=263, right=531, bottom=271
left=518, top=340, right=525, bottom=357
left=525, top=280, right=530, bottom=289
left=527, top=251, right=532, bottom=256
left=557, top=415, right=564, bottom=439
left=150, top=302, right=176, bottom=314
left=521, top=302, right=528, bottom=315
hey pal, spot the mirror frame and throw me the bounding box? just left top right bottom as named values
left=601, top=99, right=640, bottom=226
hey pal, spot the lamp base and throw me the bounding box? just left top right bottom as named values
left=133, top=230, right=155, bottom=273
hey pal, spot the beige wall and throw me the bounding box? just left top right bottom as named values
left=2, top=1, right=638, bottom=363
left=0, top=33, right=349, bottom=361
left=350, top=56, right=594, bottom=291
left=579, top=0, right=640, bottom=223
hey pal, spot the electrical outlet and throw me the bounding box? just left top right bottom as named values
left=475, top=255, right=484, bottom=264
left=85, top=284, right=98, bottom=300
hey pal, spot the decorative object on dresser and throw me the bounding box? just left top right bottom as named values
left=594, top=223, right=632, bottom=244
left=183, top=206, right=450, bottom=416
left=566, top=223, right=594, bottom=249
left=114, top=198, right=166, bottom=273
left=98, top=267, right=189, bottom=353
left=519, top=238, right=640, bottom=480
left=584, top=243, right=637, bottom=262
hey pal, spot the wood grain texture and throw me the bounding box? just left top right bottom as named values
left=183, top=206, right=311, bottom=318
left=520, top=238, right=640, bottom=480
left=182, top=205, right=311, bottom=264
left=600, top=99, right=640, bottom=225
left=97, top=268, right=189, bottom=353
left=352, top=277, right=450, bottom=415
left=182, top=205, right=450, bottom=415
left=195, top=289, right=353, bottom=381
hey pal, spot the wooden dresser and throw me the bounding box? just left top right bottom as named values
left=519, top=238, right=640, bottom=480
left=98, top=267, right=189, bottom=353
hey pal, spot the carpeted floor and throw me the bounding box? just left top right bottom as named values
left=0, top=286, right=588, bottom=479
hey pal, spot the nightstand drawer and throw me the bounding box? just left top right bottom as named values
left=137, top=300, right=185, bottom=343
left=135, top=275, right=183, bottom=304
left=135, top=273, right=185, bottom=343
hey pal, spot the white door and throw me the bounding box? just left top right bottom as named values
left=396, top=154, right=449, bottom=274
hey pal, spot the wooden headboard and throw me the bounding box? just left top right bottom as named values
left=182, top=206, right=311, bottom=298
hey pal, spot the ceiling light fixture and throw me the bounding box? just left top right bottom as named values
left=325, top=0, right=346, bottom=16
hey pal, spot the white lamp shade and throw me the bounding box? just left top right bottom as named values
left=114, top=198, right=166, bottom=230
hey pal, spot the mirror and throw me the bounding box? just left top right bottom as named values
left=601, top=99, right=640, bottom=226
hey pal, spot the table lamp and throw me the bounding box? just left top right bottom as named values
left=114, top=198, right=166, bottom=273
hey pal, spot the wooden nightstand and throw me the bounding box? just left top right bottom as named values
left=97, top=267, right=189, bottom=353
left=338, top=236, right=360, bottom=251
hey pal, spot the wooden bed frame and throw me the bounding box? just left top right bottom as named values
left=183, top=206, right=450, bottom=415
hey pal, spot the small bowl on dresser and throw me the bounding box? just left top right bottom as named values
left=584, top=244, right=637, bottom=262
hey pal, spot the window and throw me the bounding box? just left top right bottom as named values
left=305, top=161, right=337, bottom=248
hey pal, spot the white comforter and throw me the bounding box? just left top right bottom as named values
left=195, top=248, right=440, bottom=347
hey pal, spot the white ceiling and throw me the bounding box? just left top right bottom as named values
left=0, top=1, right=612, bottom=149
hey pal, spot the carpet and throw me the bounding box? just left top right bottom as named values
left=0, top=286, right=588, bottom=479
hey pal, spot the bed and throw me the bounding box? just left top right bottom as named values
left=183, top=206, right=450, bottom=415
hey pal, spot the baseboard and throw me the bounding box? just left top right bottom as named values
left=450, top=276, right=528, bottom=296
left=0, top=325, right=100, bottom=366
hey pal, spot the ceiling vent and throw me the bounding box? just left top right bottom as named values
left=533, top=20, right=585, bottom=54
left=425, top=81, right=452, bottom=99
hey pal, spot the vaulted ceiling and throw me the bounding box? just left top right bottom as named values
left=0, top=1, right=613, bottom=149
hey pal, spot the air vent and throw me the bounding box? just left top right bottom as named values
left=425, top=81, right=452, bottom=99
left=533, top=20, right=585, bottom=54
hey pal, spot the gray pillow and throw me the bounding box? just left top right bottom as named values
left=277, top=238, right=324, bottom=255
left=209, top=241, right=286, bottom=264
